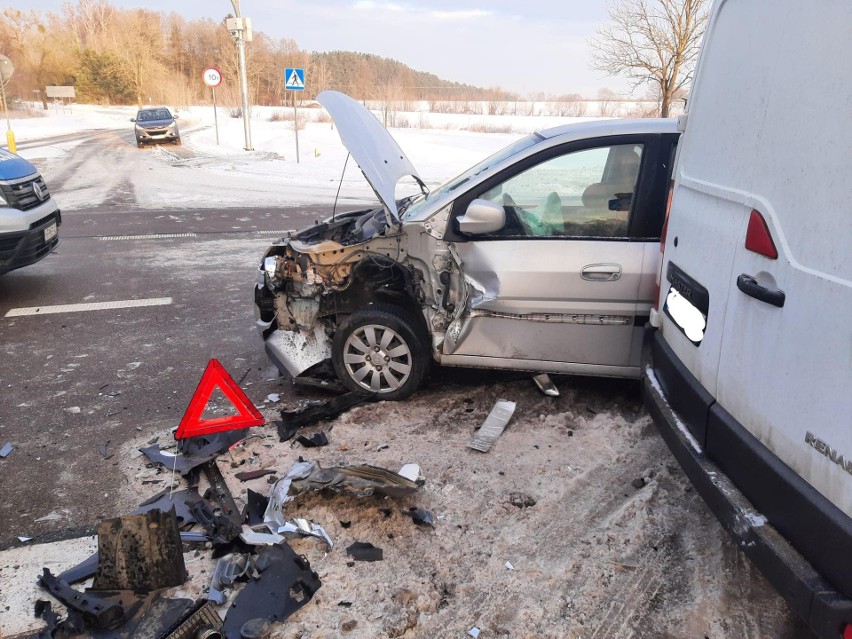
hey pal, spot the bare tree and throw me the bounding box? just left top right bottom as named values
left=590, top=0, right=709, bottom=117
left=597, top=87, right=619, bottom=117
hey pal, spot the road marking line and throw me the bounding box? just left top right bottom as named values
left=256, top=230, right=291, bottom=235
left=5, top=297, right=173, bottom=317
left=99, top=233, right=197, bottom=240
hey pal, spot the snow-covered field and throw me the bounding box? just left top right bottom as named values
left=9, top=104, right=601, bottom=212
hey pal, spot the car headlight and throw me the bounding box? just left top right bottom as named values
left=263, top=256, right=278, bottom=279
left=168, top=122, right=177, bottom=129
left=135, top=124, right=144, bottom=132
left=0, top=191, right=7, bottom=207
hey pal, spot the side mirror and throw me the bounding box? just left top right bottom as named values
left=457, top=199, right=506, bottom=235
left=130, top=118, right=136, bottom=122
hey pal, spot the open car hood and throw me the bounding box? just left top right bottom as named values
left=318, top=91, right=424, bottom=222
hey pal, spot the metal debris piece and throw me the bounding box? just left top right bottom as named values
left=235, top=468, right=276, bottom=482
left=132, top=488, right=202, bottom=527
left=18, top=535, right=32, bottom=542
left=532, top=373, right=560, bottom=397
left=201, top=460, right=243, bottom=538
left=468, top=399, right=516, bottom=453
left=346, top=542, right=383, bottom=562
left=239, top=525, right=285, bottom=546
left=293, top=359, right=346, bottom=393
left=291, top=462, right=421, bottom=498
left=401, top=507, right=434, bottom=527
left=0, top=442, right=13, bottom=458
left=38, top=568, right=144, bottom=630
left=295, top=432, right=329, bottom=448
left=93, top=509, right=187, bottom=591
left=161, top=600, right=223, bottom=639
left=279, top=391, right=373, bottom=432
left=277, top=518, right=334, bottom=550
left=220, top=544, right=321, bottom=637
left=208, top=553, right=251, bottom=604
left=263, top=461, right=316, bottom=527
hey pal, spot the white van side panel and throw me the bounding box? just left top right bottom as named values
left=711, top=0, right=852, bottom=514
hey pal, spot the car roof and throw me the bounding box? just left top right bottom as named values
left=538, top=118, right=678, bottom=140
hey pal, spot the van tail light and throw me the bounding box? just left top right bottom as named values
left=843, top=622, right=852, bottom=639
left=745, top=209, right=778, bottom=259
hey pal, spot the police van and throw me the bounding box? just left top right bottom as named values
left=0, top=149, right=61, bottom=275
left=643, top=0, right=852, bottom=637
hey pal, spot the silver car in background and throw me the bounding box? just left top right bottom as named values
left=255, top=91, right=679, bottom=399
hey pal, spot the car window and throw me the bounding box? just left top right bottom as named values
left=477, top=144, right=644, bottom=238
left=137, top=109, right=171, bottom=121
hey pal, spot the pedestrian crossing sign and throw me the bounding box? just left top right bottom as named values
left=284, top=67, right=305, bottom=91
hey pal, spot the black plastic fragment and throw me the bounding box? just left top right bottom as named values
left=132, top=488, right=202, bottom=527
left=160, top=600, right=223, bottom=639
left=38, top=568, right=143, bottom=630
left=220, top=544, right=321, bottom=638
left=188, top=498, right=242, bottom=546
left=295, top=432, right=329, bottom=448
left=279, top=391, right=373, bottom=432
left=402, top=507, right=434, bottom=526
left=140, top=430, right=248, bottom=476
left=293, top=359, right=347, bottom=394
left=58, top=552, right=100, bottom=584
left=345, top=542, right=383, bottom=562
left=246, top=490, right=269, bottom=527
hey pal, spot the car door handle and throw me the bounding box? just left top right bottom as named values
left=736, top=273, right=785, bottom=308
left=582, top=263, right=622, bottom=281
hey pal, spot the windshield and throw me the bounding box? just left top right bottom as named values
left=401, top=133, right=543, bottom=219
left=137, top=109, right=172, bottom=121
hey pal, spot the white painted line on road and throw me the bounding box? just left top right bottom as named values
left=5, top=297, right=173, bottom=318
left=99, top=233, right=197, bottom=240
left=256, top=230, right=291, bottom=235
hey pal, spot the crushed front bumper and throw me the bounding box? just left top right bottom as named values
left=0, top=204, right=61, bottom=275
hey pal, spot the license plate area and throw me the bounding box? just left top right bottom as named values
left=43, top=222, right=57, bottom=243
left=663, top=261, right=708, bottom=345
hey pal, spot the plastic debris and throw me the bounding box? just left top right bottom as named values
left=468, top=399, right=516, bottom=453
left=18, top=536, right=32, bottom=542
left=346, top=541, right=383, bottom=562
left=239, top=525, right=285, bottom=546
left=468, top=627, right=481, bottom=638
left=402, top=507, right=434, bottom=527
left=263, top=461, right=316, bottom=527
left=0, top=442, right=13, bottom=458
left=266, top=393, right=281, bottom=402
left=235, top=468, right=276, bottom=482
left=532, top=372, right=559, bottom=397
left=208, top=553, right=250, bottom=604
left=277, top=518, right=334, bottom=550
left=505, top=561, right=514, bottom=570
left=279, top=391, right=373, bottom=433
left=289, top=461, right=421, bottom=498
left=397, top=463, right=425, bottom=484
left=295, top=432, right=329, bottom=448
left=140, top=430, right=248, bottom=475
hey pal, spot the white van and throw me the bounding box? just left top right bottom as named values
left=643, top=1, right=852, bottom=637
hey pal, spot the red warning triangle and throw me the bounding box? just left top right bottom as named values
left=175, top=359, right=265, bottom=440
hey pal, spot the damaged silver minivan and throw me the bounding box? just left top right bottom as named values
left=255, top=91, right=679, bottom=399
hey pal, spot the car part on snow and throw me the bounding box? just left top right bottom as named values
left=331, top=305, right=429, bottom=400
left=263, top=461, right=316, bottom=528
left=140, top=430, right=248, bottom=476
left=401, top=507, right=434, bottom=527
left=161, top=600, right=223, bottom=639
left=345, top=541, right=383, bottom=562
left=397, top=463, right=425, bottom=484
left=288, top=461, right=422, bottom=498
left=208, top=553, right=251, bottom=604
left=295, top=432, right=329, bottom=448
left=189, top=498, right=243, bottom=546
left=293, top=360, right=346, bottom=394
left=276, top=518, right=334, bottom=550
left=92, top=509, right=187, bottom=592
left=234, top=468, right=276, bottom=482
left=278, top=390, right=373, bottom=435
left=200, top=461, right=244, bottom=538
left=220, top=544, right=321, bottom=638
left=239, top=525, right=286, bottom=546
left=532, top=373, right=560, bottom=397
left=132, top=488, right=203, bottom=527
left=468, top=399, right=516, bottom=452
left=38, top=568, right=145, bottom=630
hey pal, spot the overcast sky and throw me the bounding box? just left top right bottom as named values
left=21, top=0, right=636, bottom=97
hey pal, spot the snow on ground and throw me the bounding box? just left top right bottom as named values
left=10, top=104, right=596, bottom=212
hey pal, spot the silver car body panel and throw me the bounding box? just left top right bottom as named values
left=317, top=91, right=424, bottom=222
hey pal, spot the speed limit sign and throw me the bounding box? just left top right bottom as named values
left=202, top=67, right=222, bottom=87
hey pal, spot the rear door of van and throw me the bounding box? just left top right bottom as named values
left=659, top=0, right=852, bottom=598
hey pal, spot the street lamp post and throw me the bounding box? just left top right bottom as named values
left=228, top=0, right=253, bottom=151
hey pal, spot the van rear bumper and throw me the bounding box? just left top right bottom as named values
left=643, top=328, right=852, bottom=639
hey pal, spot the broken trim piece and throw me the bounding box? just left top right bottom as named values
left=469, top=400, right=516, bottom=453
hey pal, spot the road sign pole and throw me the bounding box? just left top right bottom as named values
left=0, top=79, right=15, bottom=154
left=212, top=86, right=220, bottom=145
left=294, top=92, right=299, bottom=164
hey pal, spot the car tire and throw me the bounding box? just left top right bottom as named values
left=332, top=304, right=428, bottom=401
